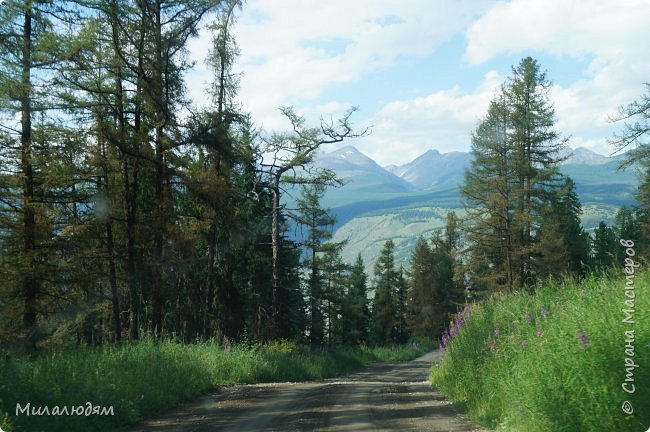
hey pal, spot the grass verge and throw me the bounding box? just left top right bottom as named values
left=430, top=269, right=650, bottom=432
left=0, top=340, right=434, bottom=431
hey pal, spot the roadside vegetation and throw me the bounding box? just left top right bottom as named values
left=0, top=340, right=434, bottom=432
left=431, top=270, right=650, bottom=432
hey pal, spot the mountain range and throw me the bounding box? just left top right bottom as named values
left=310, top=145, right=639, bottom=275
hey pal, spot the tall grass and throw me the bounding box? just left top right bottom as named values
left=0, top=340, right=434, bottom=431
left=431, top=270, right=650, bottom=431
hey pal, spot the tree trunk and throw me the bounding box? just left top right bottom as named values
left=271, top=176, right=281, bottom=339
left=151, top=0, right=166, bottom=338
left=106, top=219, right=121, bottom=341
left=206, top=223, right=216, bottom=335
left=21, top=1, right=37, bottom=333
left=98, top=115, right=122, bottom=341
left=122, top=156, right=139, bottom=340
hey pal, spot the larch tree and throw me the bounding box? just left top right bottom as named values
left=461, top=57, right=568, bottom=291
left=505, top=56, right=567, bottom=287
left=461, top=95, right=518, bottom=291
left=0, top=0, right=80, bottom=345
left=257, top=107, right=365, bottom=339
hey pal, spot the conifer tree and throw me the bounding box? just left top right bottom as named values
left=343, top=254, right=369, bottom=345
left=461, top=57, right=568, bottom=291
left=592, top=221, right=618, bottom=269
left=320, top=244, right=347, bottom=347
left=535, top=177, right=591, bottom=278
left=293, top=182, right=336, bottom=346
left=257, top=107, right=364, bottom=338
left=371, top=240, right=399, bottom=345
left=461, top=95, right=518, bottom=291
left=406, top=237, right=436, bottom=338
left=0, top=0, right=81, bottom=344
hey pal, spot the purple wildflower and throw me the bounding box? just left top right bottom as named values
left=441, top=330, right=450, bottom=348
left=540, top=308, right=549, bottom=318
left=577, top=329, right=589, bottom=348
left=494, top=327, right=501, bottom=336
left=536, top=328, right=543, bottom=337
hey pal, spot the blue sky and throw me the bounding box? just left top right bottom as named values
left=186, top=0, right=650, bottom=166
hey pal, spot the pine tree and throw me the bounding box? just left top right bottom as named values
left=430, top=232, right=457, bottom=333
left=615, top=207, right=644, bottom=256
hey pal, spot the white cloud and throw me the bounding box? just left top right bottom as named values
left=465, top=0, right=650, bottom=156
left=186, top=0, right=492, bottom=130
left=184, top=0, right=650, bottom=166
left=356, top=71, right=502, bottom=165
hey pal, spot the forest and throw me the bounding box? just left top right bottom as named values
left=1, top=0, right=649, bottom=358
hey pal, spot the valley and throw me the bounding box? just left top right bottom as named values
left=312, top=145, right=640, bottom=274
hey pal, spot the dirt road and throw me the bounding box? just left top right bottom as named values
left=122, top=350, right=486, bottom=431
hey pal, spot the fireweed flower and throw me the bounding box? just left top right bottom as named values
left=577, top=329, right=589, bottom=348
left=441, top=306, right=472, bottom=348
left=536, top=328, right=543, bottom=337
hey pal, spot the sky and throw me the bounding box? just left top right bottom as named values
left=185, top=0, right=650, bottom=166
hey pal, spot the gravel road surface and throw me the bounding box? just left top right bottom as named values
left=122, top=350, right=487, bottom=432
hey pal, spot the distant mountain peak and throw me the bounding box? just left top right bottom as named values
left=328, top=145, right=360, bottom=155
left=314, top=145, right=414, bottom=193
left=388, top=148, right=472, bottom=189
left=563, top=146, right=611, bottom=165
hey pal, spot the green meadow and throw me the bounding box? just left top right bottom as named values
left=431, top=270, right=650, bottom=432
